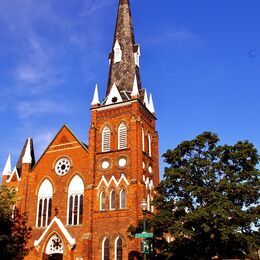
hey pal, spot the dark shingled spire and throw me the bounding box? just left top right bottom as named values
left=16, top=138, right=35, bottom=176
left=106, top=0, right=142, bottom=98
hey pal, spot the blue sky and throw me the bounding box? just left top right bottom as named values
left=0, top=0, right=260, bottom=178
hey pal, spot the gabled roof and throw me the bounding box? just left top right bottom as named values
left=31, top=124, right=88, bottom=170
left=6, top=167, right=20, bottom=183
left=34, top=216, right=76, bottom=248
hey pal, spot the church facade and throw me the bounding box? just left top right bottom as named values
left=1, top=0, right=159, bottom=259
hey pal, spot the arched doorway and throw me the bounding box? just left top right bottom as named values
left=43, top=234, right=64, bottom=260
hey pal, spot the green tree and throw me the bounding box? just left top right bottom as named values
left=153, top=132, right=260, bottom=259
left=0, top=185, right=32, bottom=259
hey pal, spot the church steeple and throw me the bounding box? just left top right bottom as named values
left=106, top=0, right=142, bottom=99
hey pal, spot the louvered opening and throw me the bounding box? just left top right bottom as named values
left=118, top=123, right=127, bottom=149
left=102, top=126, right=111, bottom=152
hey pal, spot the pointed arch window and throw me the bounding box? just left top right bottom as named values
left=102, top=126, right=111, bottom=152
left=67, top=175, right=84, bottom=225
left=120, top=189, right=126, bottom=209
left=148, top=133, right=152, bottom=157
left=102, top=237, right=110, bottom=260
left=115, top=237, right=123, bottom=260
left=36, top=179, right=53, bottom=227
left=114, top=40, right=122, bottom=63
left=118, top=123, right=127, bottom=149
left=110, top=190, right=116, bottom=210
left=100, top=191, right=106, bottom=210
left=142, top=127, right=145, bottom=152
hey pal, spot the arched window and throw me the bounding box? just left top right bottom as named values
left=102, top=237, right=110, bottom=260
left=120, top=189, right=126, bottom=209
left=67, top=175, right=84, bottom=225
left=100, top=191, right=106, bottom=210
left=46, top=233, right=63, bottom=255
left=142, top=127, right=145, bottom=152
left=148, top=133, right=152, bottom=157
left=118, top=123, right=127, bottom=149
left=115, top=237, right=123, bottom=260
left=102, top=126, right=111, bottom=152
left=110, top=190, right=116, bottom=210
left=36, top=179, right=53, bottom=227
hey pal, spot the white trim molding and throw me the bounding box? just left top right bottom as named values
left=34, top=216, right=76, bottom=248
left=96, top=174, right=129, bottom=189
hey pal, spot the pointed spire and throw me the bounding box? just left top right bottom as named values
left=91, top=84, right=100, bottom=106
left=2, top=154, right=11, bottom=176
left=149, top=93, right=155, bottom=114
left=106, top=0, right=142, bottom=97
left=143, top=89, right=149, bottom=107
left=22, top=138, right=32, bottom=164
left=131, top=73, right=139, bottom=97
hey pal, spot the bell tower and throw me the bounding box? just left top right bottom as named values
left=89, top=0, right=159, bottom=258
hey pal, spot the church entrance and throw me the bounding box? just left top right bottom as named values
left=44, top=234, right=64, bottom=260
left=43, top=253, right=63, bottom=260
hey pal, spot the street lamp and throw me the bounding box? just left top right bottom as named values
left=140, top=199, right=148, bottom=260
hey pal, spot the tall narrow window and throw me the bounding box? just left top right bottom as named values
left=67, top=175, right=84, bottom=225
left=102, top=126, right=111, bottom=152
left=142, top=128, right=145, bottom=152
left=102, top=237, right=110, bottom=260
left=100, top=191, right=106, bottom=210
left=110, top=190, right=116, bottom=210
left=148, top=133, right=152, bottom=157
left=115, top=237, right=123, bottom=260
left=36, top=179, right=53, bottom=227
left=120, top=189, right=126, bottom=209
left=118, top=123, right=127, bottom=149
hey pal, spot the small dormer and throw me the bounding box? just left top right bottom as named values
left=113, top=40, right=122, bottom=63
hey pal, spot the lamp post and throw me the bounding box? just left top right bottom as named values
left=140, top=199, right=148, bottom=260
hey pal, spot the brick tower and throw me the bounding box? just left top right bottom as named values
left=1, top=0, right=159, bottom=259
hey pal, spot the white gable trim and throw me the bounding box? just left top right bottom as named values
left=105, top=83, right=123, bottom=105
left=2, top=154, right=12, bottom=176
left=6, top=167, right=20, bottom=183
left=22, top=138, right=32, bottom=164
left=34, top=216, right=76, bottom=248
left=96, top=174, right=129, bottom=189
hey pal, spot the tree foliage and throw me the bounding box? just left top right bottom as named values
left=153, top=132, right=260, bottom=259
left=0, top=185, right=32, bottom=259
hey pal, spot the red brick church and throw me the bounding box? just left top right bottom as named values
left=1, top=0, right=160, bottom=259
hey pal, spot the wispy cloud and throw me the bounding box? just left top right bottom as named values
left=81, top=0, right=115, bottom=17
left=34, top=130, right=55, bottom=158
left=14, top=36, right=62, bottom=94
left=16, top=100, right=69, bottom=119
left=144, top=27, right=202, bottom=49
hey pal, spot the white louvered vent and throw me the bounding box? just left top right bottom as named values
left=118, top=123, right=127, bottom=149
left=102, top=126, right=111, bottom=152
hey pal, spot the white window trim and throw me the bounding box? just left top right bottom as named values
left=100, top=191, right=105, bottom=210
left=67, top=193, right=84, bottom=225
left=36, top=179, right=53, bottom=227
left=102, top=126, right=111, bottom=152
left=114, top=236, right=122, bottom=260
left=102, top=237, right=109, bottom=260
left=109, top=190, right=116, bottom=210
left=148, top=133, right=152, bottom=157
left=118, top=123, right=127, bottom=150
left=142, top=128, right=145, bottom=152
left=67, top=175, right=84, bottom=225
left=119, top=189, right=126, bottom=209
